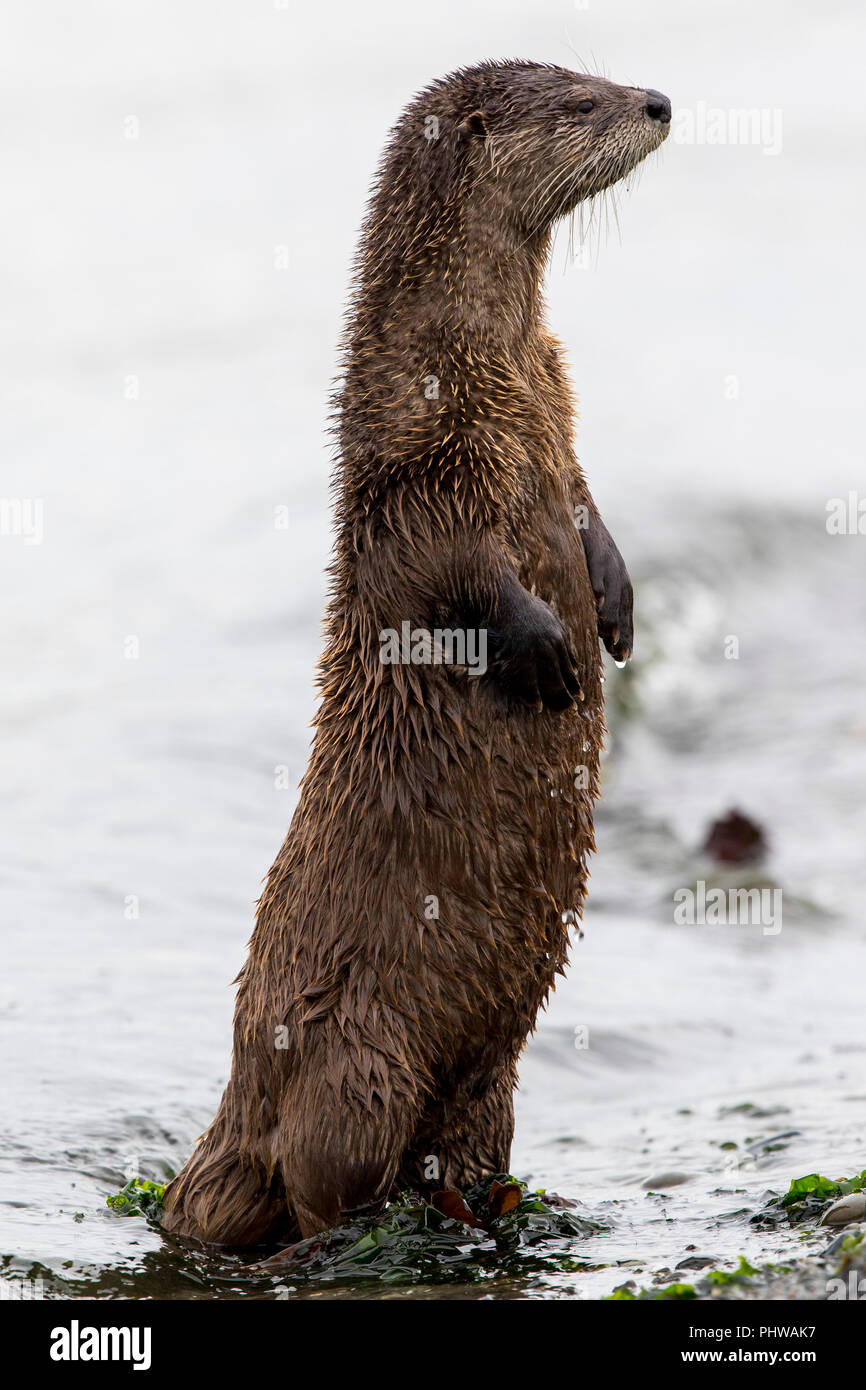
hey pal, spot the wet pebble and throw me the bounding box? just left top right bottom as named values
left=642, top=1172, right=692, bottom=1190
left=820, top=1193, right=866, bottom=1227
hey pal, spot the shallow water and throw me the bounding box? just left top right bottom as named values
left=5, top=502, right=865, bottom=1300
left=2, top=0, right=865, bottom=1300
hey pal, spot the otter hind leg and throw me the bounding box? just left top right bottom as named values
left=279, top=1059, right=422, bottom=1237
left=283, top=1115, right=411, bottom=1237
left=162, top=1128, right=296, bottom=1248
left=395, top=1069, right=516, bottom=1196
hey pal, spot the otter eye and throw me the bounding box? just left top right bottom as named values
left=576, top=99, right=594, bottom=114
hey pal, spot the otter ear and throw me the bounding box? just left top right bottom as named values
left=457, top=110, right=487, bottom=142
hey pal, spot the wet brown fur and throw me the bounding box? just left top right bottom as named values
left=162, top=60, right=669, bottom=1244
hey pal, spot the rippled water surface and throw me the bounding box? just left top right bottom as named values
left=2, top=0, right=865, bottom=1300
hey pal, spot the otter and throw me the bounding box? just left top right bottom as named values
left=162, top=60, right=670, bottom=1245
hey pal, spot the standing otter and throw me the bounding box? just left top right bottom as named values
left=162, top=60, right=670, bottom=1244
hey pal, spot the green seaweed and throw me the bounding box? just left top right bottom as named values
left=706, top=1255, right=759, bottom=1285
left=106, top=1178, right=166, bottom=1221
left=718, top=1102, right=789, bottom=1120
left=261, top=1175, right=605, bottom=1287
left=752, top=1168, right=866, bottom=1228
left=608, top=1255, right=761, bottom=1301
left=608, top=1282, right=697, bottom=1301
left=103, top=1172, right=605, bottom=1286
left=787, top=1170, right=866, bottom=1204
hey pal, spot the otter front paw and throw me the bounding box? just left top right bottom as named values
left=488, top=591, right=581, bottom=711
left=580, top=513, right=633, bottom=663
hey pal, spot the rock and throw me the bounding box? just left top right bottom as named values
left=702, top=809, right=766, bottom=865
left=642, top=1172, right=691, bottom=1190
left=822, top=1226, right=866, bottom=1257
left=820, top=1193, right=866, bottom=1227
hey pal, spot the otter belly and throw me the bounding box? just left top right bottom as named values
left=245, top=504, right=604, bottom=1075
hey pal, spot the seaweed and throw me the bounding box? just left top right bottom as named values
left=103, top=1172, right=609, bottom=1286
left=257, top=1174, right=606, bottom=1286
left=752, top=1168, right=866, bottom=1228
left=608, top=1255, right=761, bottom=1301
left=106, top=1178, right=166, bottom=1221
left=705, top=1255, right=759, bottom=1286
left=608, top=1282, right=697, bottom=1301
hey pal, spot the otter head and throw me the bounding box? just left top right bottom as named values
left=405, top=61, right=670, bottom=247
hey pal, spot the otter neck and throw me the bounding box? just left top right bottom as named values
left=453, top=214, right=551, bottom=347
left=385, top=206, right=552, bottom=351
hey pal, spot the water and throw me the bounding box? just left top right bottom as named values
left=1, top=0, right=865, bottom=1300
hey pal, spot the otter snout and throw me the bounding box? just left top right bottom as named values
left=644, top=89, right=672, bottom=124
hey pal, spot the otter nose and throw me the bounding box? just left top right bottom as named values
left=645, top=89, right=671, bottom=124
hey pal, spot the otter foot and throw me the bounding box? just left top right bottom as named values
left=486, top=578, right=581, bottom=711
left=580, top=510, right=633, bottom=662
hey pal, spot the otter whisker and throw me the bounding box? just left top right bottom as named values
left=521, top=142, right=594, bottom=245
